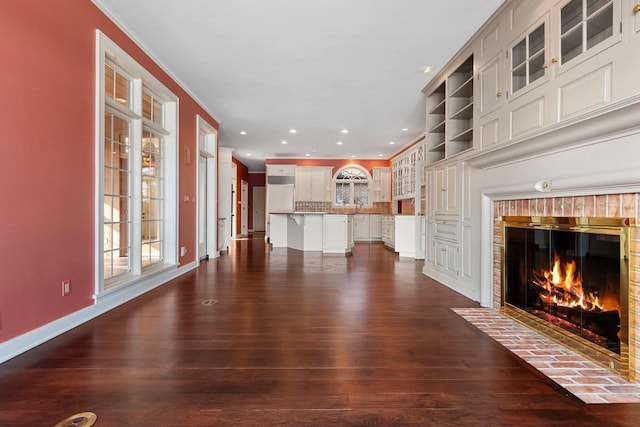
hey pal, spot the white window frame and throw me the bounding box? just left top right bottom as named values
left=332, top=165, right=372, bottom=207
left=94, top=31, right=179, bottom=298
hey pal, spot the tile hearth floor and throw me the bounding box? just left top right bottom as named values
left=453, top=308, right=640, bottom=404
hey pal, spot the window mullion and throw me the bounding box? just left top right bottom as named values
left=130, top=118, right=143, bottom=275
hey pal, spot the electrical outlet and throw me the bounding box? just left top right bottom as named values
left=180, top=246, right=187, bottom=256
left=62, top=280, right=71, bottom=296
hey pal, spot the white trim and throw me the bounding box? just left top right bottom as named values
left=196, top=115, right=219, bottom=260
left=95, top=30, right=179, bottom=295
left=90, top=0, right=221, bottom=125
left=0, top=262, right=197, bottom=365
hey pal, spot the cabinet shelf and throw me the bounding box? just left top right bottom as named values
left=429, top=119, right=446, bottom=134
left=430, top=141, right=446, bottom=152
left=450, top=102, right=474, bottom=120
left=450, top=127, right=473, bottom=142
left=450, top=76, right=473, bottom=98
left=429, top=98, right=446, bottom=115
left=425, top=54, right=474, bottom=166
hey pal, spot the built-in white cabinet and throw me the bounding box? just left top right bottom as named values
left=267, top=184, right=294, bottom=213
left=395, top=215, right=420, bottom=258
left=392, top=142, right=424, bottom=199
left=372, top=167, right=391, bottom=202
left=423, top=160, right=470, bottom=291
left=434, top=163, right=460, bottom=217
left=424, top=0, right=640, bottom=164
left=353, top=214, right=370, bottom=240
left=323, top=214, right=354, bottom=254
left=295, top=166, right=331, bottom=202
left=369, top=214, right=382, bottom=240
left=426, top=55, right=474, bottom=164
left=381, top=215, right=395, bottom=248
left=352, top=214, right=383, bottom=241
left=266, top=164, right=296, bottom=176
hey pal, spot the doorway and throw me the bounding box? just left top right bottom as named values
left=197, top=116, right=217, bottom=260
left=241, top=180, right=249, bottom=236
left=253, top=186, right=265, bottom=232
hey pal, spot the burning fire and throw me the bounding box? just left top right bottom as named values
left=532, top=254, right=607, bottom=312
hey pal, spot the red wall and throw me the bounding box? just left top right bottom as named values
left=0, top=0, right=218, bottom=342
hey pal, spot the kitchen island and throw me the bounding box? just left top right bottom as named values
left=269, top=213, right=353, bottom=254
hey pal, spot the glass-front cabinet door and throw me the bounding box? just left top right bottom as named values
left=509, top=16, right=550, bottom=99
left=555, top=0, right=621, bottom=72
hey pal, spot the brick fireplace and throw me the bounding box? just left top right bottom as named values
left=492, top=193, right=640, bottom=382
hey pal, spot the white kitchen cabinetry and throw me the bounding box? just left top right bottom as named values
left=295, top=166, right=332, bottom=202
left=267, top=184, right=294, bottom=213
left=395, top=216, right=419, bottom=258
left=323, top=215, right=354, bottom=255
left=369, top=214, right=382, bottom=240
left=392, top=142, right=424, bottom=199
left=266, top=164, right=296, bottom=176
left=372, top=167, right=391, bottom=202
left=353, top=214, right=370, bottom=240
left=381, top=215, right=395, bottom=248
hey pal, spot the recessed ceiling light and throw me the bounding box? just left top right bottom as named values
left=351, top=155, right=356, bottom=158
left=281, top=140, right=288, bottom=145
left=305, top=153, right=310, bottom=157
left=378, top=154, right=383, bottom=157
left=389, top=141, right=396, bottom=145
left=340, top=129, right=349, bottom=134
left=336, top=141, right=343, bottom=145
left=240, top=131, right=247, bottom=135
left=420, top=65, right=432, bottom=74
left=247, top=153, right=252, bottom=156
left=289, top=129, right=297, bottom=134
left=401, top=128, right=409, bottom=132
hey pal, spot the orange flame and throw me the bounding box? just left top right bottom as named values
left=533, top=254, right=607, bottom=312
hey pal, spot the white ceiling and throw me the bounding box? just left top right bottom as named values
left=96, top=0, right=504, bottom=171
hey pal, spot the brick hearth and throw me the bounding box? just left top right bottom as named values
left=491, top=194, right=640, bottom=386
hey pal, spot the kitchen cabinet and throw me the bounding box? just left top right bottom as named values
left=381, top=215, right=395, bottom=248
left=295, top=166, right=332, bottom=202
left=372, top=167, right=391, bottom=202
left=266, top=164, right=296, bottom=176
left=369, top=214, right=382, bottom=240
left=323, top=215, right=354, bottom=254
left=353, top=214, right=370, bottom=240
left=267, top=184, right=294, bottom=213
left=392, top=142, right=424, bottom=199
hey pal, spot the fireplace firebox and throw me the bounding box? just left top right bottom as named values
left=501, top=216, right=632, bottom=376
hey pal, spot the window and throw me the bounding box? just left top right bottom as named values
left=560, top=0, right=614, bottom=64
left=334, top=166, right=371, bottom=206
left=511, top=22, right=545, bottom=93
left=96, top=32, right=178, bottom=295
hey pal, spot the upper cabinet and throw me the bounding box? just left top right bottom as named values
left=295, top=166, right=332, bottom=202
left=392, top=141, right=424, bottom=199
left=424, top=0, right=639, bottom=168
left=372, top=167, right=391, bottom=202
left=555, top=0, right=620, bottom=74
left=426, top=55, right=475, bottom=164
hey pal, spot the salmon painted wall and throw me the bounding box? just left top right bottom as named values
left=0, top=0, right=218, bottom=343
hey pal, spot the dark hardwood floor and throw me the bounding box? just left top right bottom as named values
left=1, top=235, right=640, bottom=426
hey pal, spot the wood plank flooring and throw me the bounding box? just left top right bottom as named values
left=2, top=235, right=640, bottom=426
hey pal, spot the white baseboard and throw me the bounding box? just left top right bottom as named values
left=0, top=261, right=197, bottom=365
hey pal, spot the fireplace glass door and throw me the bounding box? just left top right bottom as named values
left=503, top=217, right=628, bottom=355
